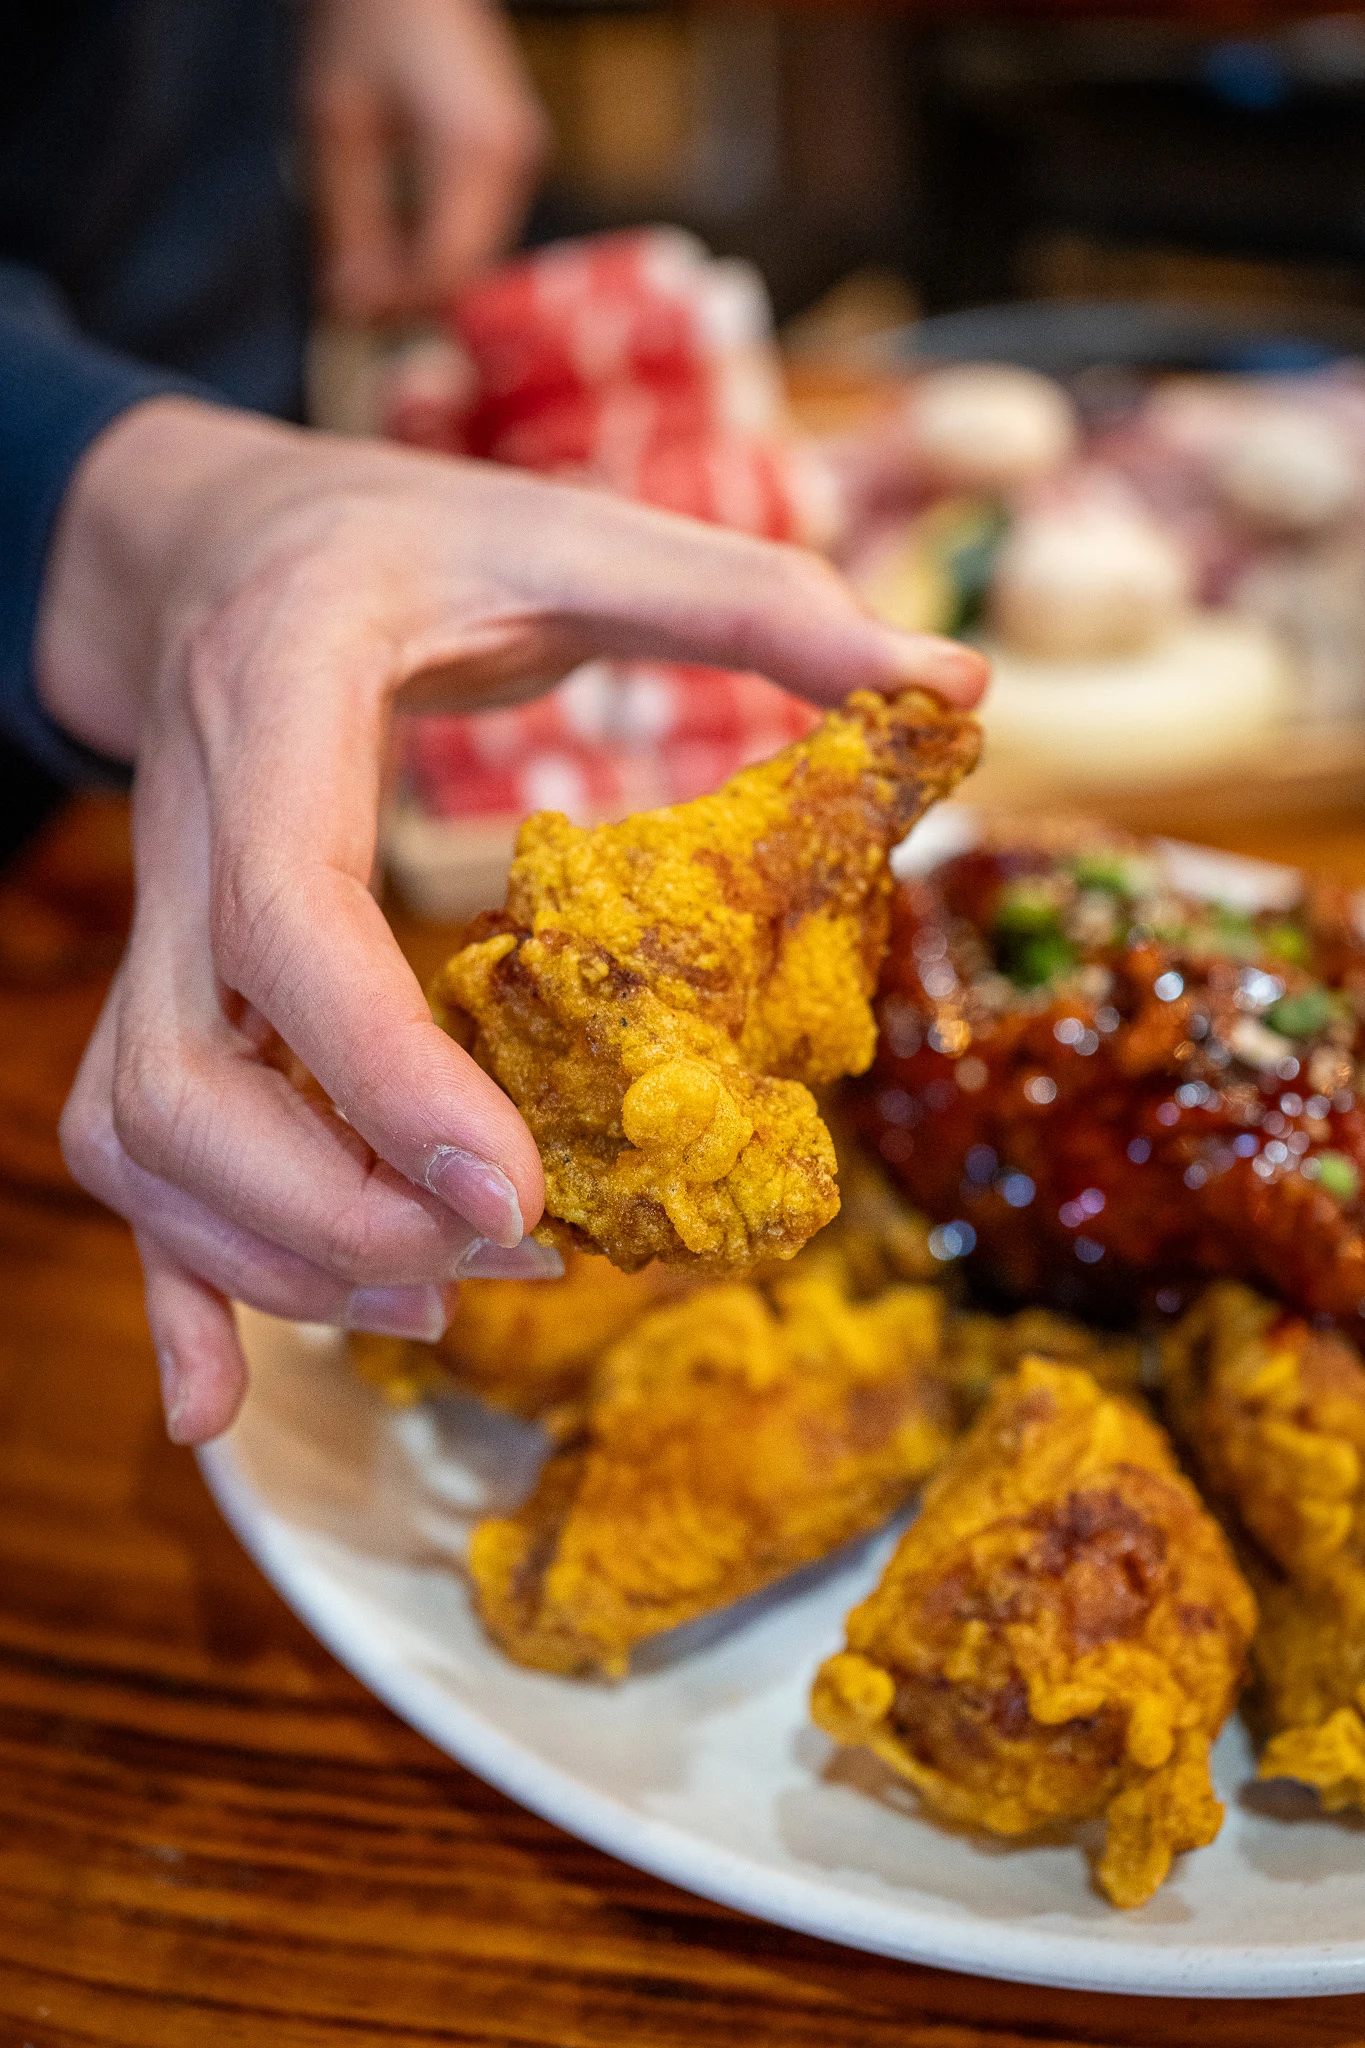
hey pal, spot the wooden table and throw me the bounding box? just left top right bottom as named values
left=6, top=792, right=1365, bottom=2048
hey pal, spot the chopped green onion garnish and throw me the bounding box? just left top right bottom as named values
left=1069, top=850, right=1149, bottom=898
left=1262, top=921, right=1312, bottom=968
left=1265, top=987, right=1334, bottom=1040
left=993, top=880, right=1063, bottom=936
left=1313, top=1151, right=1360, bottom=1203
left=1009, top=932, right=1077, bottom=990
left=1205, top=906, right=1260, bottom=958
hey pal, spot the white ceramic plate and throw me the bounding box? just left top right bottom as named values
left=198, top=820, right=1365, bottom=2000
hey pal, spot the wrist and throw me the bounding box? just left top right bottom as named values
left=35, top=396, right=302, bottom=761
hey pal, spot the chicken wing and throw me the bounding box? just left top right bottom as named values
left=433, top=690, right=980, bottom=1273
left=812, top=1358, right=1255, bottom=1908
left=468, top=1268, right=953, bottom=1678
left=1163, top=1281, right=1365, bottom=1813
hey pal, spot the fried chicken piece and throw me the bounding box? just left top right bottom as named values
left=860, top=822, right=1365, bottom=1322
left=469, top=1268, right=953, bottom=1678
left=350, top=1250, right=681, bottom=1427
left=1163, top=1281, right=1365, bottom=1813
left=812, top=1358, right=1256, bottom=1908
left=433, top=690, right=980, bottom=1274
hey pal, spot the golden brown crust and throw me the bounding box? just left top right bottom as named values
left=433, top=691, right=980, bottom=1274
left=1163, top=1281, right=1365, bottom=1812
left=812, top=1359, right=1256, bottom=1908
left=468, top=1270, right=953, bottom=1678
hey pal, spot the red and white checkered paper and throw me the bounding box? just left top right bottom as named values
left=382, top=230, right=824, bottom=830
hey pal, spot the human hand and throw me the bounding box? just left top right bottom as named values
left=305, top=0, right=549, bottom=320
left=38, top=397, right=987, bottom=1446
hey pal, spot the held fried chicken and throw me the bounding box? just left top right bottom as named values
left=1164, top=1282, right=1365, bottom=1813
left=433, top=690, right=980, bottom=1273
left=812, top=1358, right=1256, bottom=1908
left=469, top=1268, right=953, bottom=1678
left=860, top=822, right=1365, bottom=1322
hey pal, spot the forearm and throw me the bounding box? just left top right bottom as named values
left=36, top=397, right=303, bottom=762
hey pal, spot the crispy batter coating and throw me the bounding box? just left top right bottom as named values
left=862, top=824, right=1365, bottom=1322
left=812, top=1359, right=1256, bottom=1908
left=433, top=690, right=980, bottom=1274
left=468, top=1269, right=953, bottom=1678
left=350, top=1251, right=680, bottom=1426
left=1163, top=1281, right=1365, bottom=1812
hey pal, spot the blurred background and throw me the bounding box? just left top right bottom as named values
left=512, top=7, right=1365, bottom=336
left=345, top=5, right=1365, bottom=919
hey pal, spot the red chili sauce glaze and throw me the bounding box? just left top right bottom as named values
left=856, top=838, right=1365, bottom=1323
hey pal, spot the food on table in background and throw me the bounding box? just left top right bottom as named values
left=976, top=612, right=1289, bottom=794
left=433, top=690, right=981, bottom=1275
left=847, top=498, right=1010, bottom=639
left=1214, top=406, right=1359, bottom=537
left=1163, top=1283, right=1365, bottom=1814
left=401, top=664, right=822, bottom=842
left=860, top=821, right=1365, bottom=1323
left=470, top=1268, right=952, bottom=1679
left=943, top=1304, right=1146, bottom=1416
left=381, top=227, right=848, bottom=922
left=897, top=364, right=1078, bottom=496
left=349, top=1251, right=681, bottom=1429
left=988, top=479, right=1190, bottom=661
left=1137, top=377, right=1365, bottom=542
left=812, top=1358, right=1256, bottom=1909
left=1232, top=540, right=1365, bottom=732
left=969, top=467, right=1288, bottom=795
left=1094, top=371, right=1365, bottom=730
left=384, top=227, right=834, bottom=546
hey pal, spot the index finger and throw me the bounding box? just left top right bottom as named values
left=395, top=463, right=992, bottom=712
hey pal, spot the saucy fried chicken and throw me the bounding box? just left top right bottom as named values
left=469, top=1268, right=953, bottom=1678
left=859, top=822, right=1365, bottom=1322
left=351, top=1250, right=680, bottom=1426
left=812, top=1358, right=1255, bottom=1908
left=433, top=690, right=980, bottom=1274
left=1163, top=1281, right=1365, bottom=1813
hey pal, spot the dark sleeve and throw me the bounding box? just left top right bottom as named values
left=0, top=261, right=208, bottom=785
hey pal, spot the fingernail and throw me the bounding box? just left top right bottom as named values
left=424, top=1146, right=524, bottom=1248
left=158, top=1347, right=192, bottom=1445
left=891, top=633, right=991, bottom=694
left=344, top=1285, right=449, bottom=1342
left=452, top=1236, right=565, bottom=1281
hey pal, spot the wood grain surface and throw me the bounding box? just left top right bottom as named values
left=6, top=793, right=1365, bottom=2048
